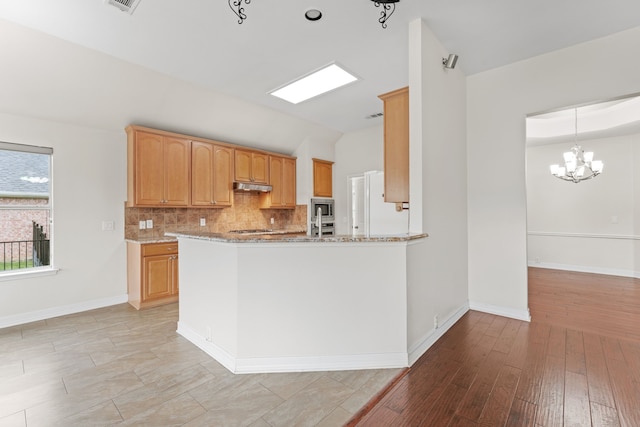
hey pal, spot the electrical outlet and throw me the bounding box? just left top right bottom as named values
left=270, top=217, right=274, bottom=225
left=102, top=221, right=115, bottom=231
left=146, top=219, right=153, bottom=229
left=200, top=217, right=206, bottom=227
left=139, top=220, right=146, bottom=230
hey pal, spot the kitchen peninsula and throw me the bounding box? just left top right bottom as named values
left=166, top=230, right=427, bottom=374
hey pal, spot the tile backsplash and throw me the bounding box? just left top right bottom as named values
left=125, top=192, right=307, bottom=240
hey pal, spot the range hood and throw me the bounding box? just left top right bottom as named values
left=233, top=182, right=272, bottom=192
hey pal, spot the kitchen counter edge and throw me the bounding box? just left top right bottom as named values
left=165, top=231, right=428, bottom=243
left=125, top=237, right=178, bottom=244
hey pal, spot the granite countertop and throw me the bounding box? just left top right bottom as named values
left=165, top=230, right=428, bottom=243
left=125, top=236, right=178, bottom=244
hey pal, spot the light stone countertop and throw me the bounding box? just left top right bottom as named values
left=164, top=230, right=428, bottom=243
left=125, top=237, right=178, bottom=244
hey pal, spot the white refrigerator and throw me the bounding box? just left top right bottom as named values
left=349, top=170, right=409, bottom=236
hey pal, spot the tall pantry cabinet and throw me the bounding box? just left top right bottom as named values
left=378, top=87, right=409, bottom=204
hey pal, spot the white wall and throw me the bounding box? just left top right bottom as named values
left=0, top=114, right=127, bottom=325
left=334, top=124, right=384, bottom=234
left=526, top=134, right=639, bottom=277
left=177, top=238, right=409, bottom=373
left=405, top=20, right=469, bottom=355
left=0, top=18, right=342, bottom=157
left=467, top=26, right=640, bottom=317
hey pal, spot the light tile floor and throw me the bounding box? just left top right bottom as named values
left=0, top=303, right=401, bottom=426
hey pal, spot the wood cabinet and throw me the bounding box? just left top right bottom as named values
left=191, top=141, right=233, bottom=207
left=313, top=158, right=334, bottom=198
left=127, top=127, right=190, bottom=207
left=127, top=242, right=179, bottom=310
left=234, top=149, right=269, bottom=184
left=261, top=155, right=296, bottom=209
left=379, top=87, right=409, bottom=204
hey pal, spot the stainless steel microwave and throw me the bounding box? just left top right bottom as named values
left=310, top=198, right=334, bottom=222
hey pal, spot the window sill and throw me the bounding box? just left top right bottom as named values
left=0, top=267, right=60, bottom=282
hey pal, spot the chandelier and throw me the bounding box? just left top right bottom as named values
left=228, top=0, right=400, bottom=28
left=549, top=109, right=603, bottom=183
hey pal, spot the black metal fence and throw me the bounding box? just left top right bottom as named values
left=0, top=221, right=50, bottom=270
left=33, top=221, right=50, bottom=267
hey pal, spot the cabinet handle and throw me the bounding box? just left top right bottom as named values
left=211, top=200, right=216, bottom=204
left=167, top=247, right=176, bottom=251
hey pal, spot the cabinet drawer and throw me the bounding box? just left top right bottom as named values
left=142, top=242, right=178, bottom=256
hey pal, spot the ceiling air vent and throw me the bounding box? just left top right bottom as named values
left=104, top=0, right=142, bottom=14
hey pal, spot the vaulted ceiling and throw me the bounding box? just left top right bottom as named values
left=1, top=0, right=639, bottom=137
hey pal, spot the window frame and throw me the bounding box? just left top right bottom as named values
left=0, top=141, right=57, bottom=279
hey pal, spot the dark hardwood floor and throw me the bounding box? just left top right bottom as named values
left=349, top=268, right=640, bottom=426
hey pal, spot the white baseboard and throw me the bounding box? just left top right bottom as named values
left=177, top=321, right=408, bottom=374
left=0, top=294, right=128, bottom=329
left=468, top=301, right=531, bottom=322
left=528, top=261, right=640, bottom=279
left=177, top=321, right=238, bottom=373
left=407, top=303, right=469, bottom=366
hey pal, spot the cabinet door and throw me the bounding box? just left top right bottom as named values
left=313, top=158, right=333, bottom=198
left=235, top=149, right=269, bottom=184
left=234, top=149, right=253, bottom=182
left=282, top=157, right=296, bottom=207
left=269, top=157, right=283, bottom=206
left=135, top=131, right=165, bottom=205
left=251, top=153, right=269, bottom=184
left=212, top=146, right=233, bottom=206
left=163, top=137, right=190, bottom=206
left=380, top=87, right=409, bottom=203
left=170, top=254, right=179, bottom=295
left=142, top=255, right=173, bottom=301
left=191, top=141, right=214, bottom=206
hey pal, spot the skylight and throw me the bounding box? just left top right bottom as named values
left=269, top=64, right=358, bottom=104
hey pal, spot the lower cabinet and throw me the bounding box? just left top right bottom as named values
left=127, top=241, right=179, bottom=310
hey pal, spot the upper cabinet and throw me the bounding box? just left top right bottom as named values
left=313, top=158, right=334, bottom=198
left=261, top=155, right=296, bottom=209
left=378, top=87, right=409, bottom=204
left=191, top=141, right=234, bottom=207
left=127, top=127, right=190, bottom=207
left=235, top=149, right=269, bottom=184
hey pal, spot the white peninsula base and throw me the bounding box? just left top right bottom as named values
left=173, top=234, right=428, bottom=374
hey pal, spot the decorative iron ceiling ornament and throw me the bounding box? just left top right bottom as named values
left=372, top=0, right=399, bottom=29
left=229, top=0, right=250, bottom=24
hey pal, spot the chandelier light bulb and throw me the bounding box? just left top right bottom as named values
left=584, top=151, right=594, bottom=162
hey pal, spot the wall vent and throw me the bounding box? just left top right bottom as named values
left=104, top=0, right=142, bottom=14
left=365, top=112, right=384, bottom=119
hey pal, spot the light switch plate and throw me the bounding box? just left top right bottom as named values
left=139, top=220, right=146, bottom=230
left=146, top=219, right=153, bottom=229
left=200, top=218, right=206, bottom=226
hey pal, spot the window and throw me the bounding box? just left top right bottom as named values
left=0, top=142, right=53, bottom=274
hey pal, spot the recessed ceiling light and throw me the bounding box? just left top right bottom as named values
left=305, top=9, right=322, bottom=21
left=269, top=64, right=359, bottom=104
